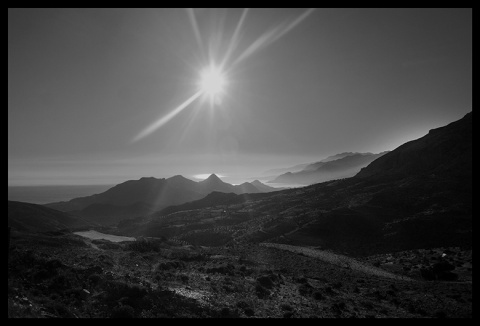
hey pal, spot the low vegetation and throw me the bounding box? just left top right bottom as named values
left=7, top=228, right=472, bottom=318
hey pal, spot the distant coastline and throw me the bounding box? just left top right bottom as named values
left=8, top=184, right=113, bottom=204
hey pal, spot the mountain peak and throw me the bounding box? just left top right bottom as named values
left=139, top=176, right=157, bottom=181
left=168, top=175, right=188, bottom=181
left=198, top=173, right=226, bottom=187
left=166, top=175, right=196, bottom=187
left=205, top=174, right=222, bottom=181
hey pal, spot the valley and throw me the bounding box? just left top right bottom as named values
left=8, top=112, right=472, bottom=318
left=8, top=7, right=472, bottom=320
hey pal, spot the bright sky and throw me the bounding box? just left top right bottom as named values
left=8, top=8, right=472, bottom=186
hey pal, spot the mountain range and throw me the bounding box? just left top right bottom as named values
left=262, top=152, right=364, bottom=176
left=10, top=112, right=472, bottom=255
left=8, top=112, right=472, bottom=319
left=116, top=112, right=472, bottom=255
left=268, top=152, right=388, bottom=185
left=44, top=175, right=279, bottom=225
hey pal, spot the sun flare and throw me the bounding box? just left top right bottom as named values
left=131, top=9, right=315, bottom=142
left=199, top=65, right=226, bottom=100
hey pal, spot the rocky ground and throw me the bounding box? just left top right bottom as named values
left=8, top=229, right=472, bottom=318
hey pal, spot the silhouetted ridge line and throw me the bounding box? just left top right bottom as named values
left=269, top=152, right=388, bottom=185
left=356, top=112, right=472, bottom=179
left=44, top=175, right=277, bottom=225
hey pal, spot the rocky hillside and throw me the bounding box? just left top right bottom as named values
left=356, top=112, right=472, bottom=180
left=44, top=175, right=277, bottom=225
left=8, top=201, right=94, bottom=233
left=121, top=112, right=472, bottom=256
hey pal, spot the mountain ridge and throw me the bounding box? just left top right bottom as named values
left=356, top=112, right=472, bottom=179
left=269, top=152, right=388, bottom=185
left=262, top=152, right=366, bottom=176
left=117, top=112, right=472, bottom=256
left=44, top=175, right=278, bottom=225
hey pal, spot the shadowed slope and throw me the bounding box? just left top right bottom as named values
left=44, top=175, right=275, bottom=225
left=8, top=200, right=94, bottom=233
left=123, top=113, right=472, bottom=256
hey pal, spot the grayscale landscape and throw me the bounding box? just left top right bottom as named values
left=8, top=8, right=471, bottom=318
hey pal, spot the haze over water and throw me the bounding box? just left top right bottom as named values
left=8, top=184, right=114, bottom=204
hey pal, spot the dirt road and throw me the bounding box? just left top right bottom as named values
left=260, top=242, right=414, bottom=282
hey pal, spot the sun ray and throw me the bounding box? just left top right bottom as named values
left=269, top=8, right=315, bottom=45
left=230, top=24, right=284, bottom=68
left=220, top=8, right=249, bottom=69
left=231, top=8, right=315, bottom=68
left=131, top=9, right=315, bottom=144
left=131, top=90, right=203, bottom=143
left=186, top=8, right=205, bottom=58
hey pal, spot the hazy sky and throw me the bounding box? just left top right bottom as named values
left=8, top=8, right=472, bottom=186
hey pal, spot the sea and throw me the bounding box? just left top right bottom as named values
left=7, top=181, right=305, bottom=205
left=7, top=185, right=113, bottom=205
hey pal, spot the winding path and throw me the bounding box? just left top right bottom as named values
left=260, top=242, right=414, bottom=282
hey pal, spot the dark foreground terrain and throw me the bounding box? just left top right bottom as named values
left=8, top=228, right=471, bottom=318
left=8, top=113, right=472, bottom=318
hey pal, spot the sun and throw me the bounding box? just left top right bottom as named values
left=199, top=64, right=226, bottom=102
